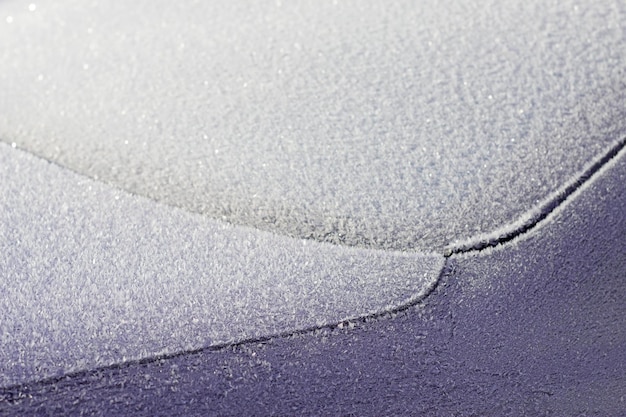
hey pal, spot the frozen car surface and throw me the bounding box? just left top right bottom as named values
left=0, top=0, right=625, bottom=415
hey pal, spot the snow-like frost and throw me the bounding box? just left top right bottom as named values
left=0, top=0, right=625, bottom=250
left=0, top=144, right=443, bottom=387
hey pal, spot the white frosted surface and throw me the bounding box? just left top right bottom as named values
left=1, top=0, right=625, bottom=250
left=0, top=143, right=443, bottom=386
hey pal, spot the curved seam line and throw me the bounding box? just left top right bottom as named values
left=0, top=263, right=449, bottom=394
left=2, top=137, right=624, bottom=254
left=1, top=136, right=625, bottom=392
left=0, top=141, right=436, bottom=256
left=444, top=136, right=626, bottom=255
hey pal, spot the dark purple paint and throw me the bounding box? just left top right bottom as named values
left=2, top=159, right=625, bottom=415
